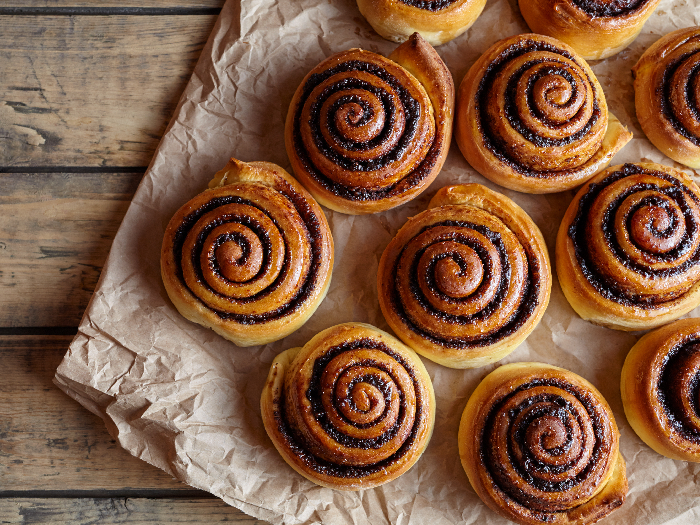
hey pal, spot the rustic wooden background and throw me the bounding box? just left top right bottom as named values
left=0, top=1, right=268, bottom=522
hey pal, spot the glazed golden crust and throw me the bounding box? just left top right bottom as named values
left=357, top=0, right=486, bottom=46
left=455, top=33, right=631, bottom=194
left=556, top=162, right=700, bottom=331
left=377, top=184, right=551, bottom=368
left=621, top=318, right=700, bottom=462
left=633, top=26, right=700, bottom=169
left=260, top=323, right=436, bottom=490
left=285, top=33, right=454, bottom=214
left=160, top=158, right=333, bottom=347
left=459, top=362, right=627, bottom=525
left=519, top=0, right=661, bottom=60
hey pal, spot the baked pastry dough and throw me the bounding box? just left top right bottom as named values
left=260, top=322, right=435, bottom=489
left=161, top=158, right=333, bottom=347
left=519, top=0, right=661, bottom=60
left=357, top=0, right=486, bottom=46
left=633, top=26, right=700, bottom=169
left=455, top=33, right=631, bottom=194
left=556, top=162, right=700, bottom=331
left=378, top=184, right=551, bottom=368
left=459, top=362, right=627, bottom=525
left=285, top=33, right=454, bottom=214
left=621, top=318, right=700, bottom=462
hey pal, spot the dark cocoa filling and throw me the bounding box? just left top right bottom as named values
left=310, top=77, right=416, bottom=170
left=475, top=40, right=600, bottom=179
left=273, top=339, right=427, bottom=479
left=171, top=182, right=324, bottom=323
left=568, top=164, right=700, bottom=307
left=658, top=338, right=700, bottom=444
left=293, top=59, right=438, bottom=201
left=506, top=64, right=597, bottom=148
left=660, top=50, right=700, bottom=147
left=390, top=221, right=541, bottom=348
left=481, top=379, right=608, bottom=503
left=397, top=0, right=461, bottom=11
left=571, top=0, right=647, bottom=17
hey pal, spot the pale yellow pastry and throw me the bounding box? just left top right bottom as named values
left=285, top=33, right=454, bottom=214
left=378, top=183, right=551, bottom=368
left=621, top=318, right=700, bottom=462
left=634, top=26, right=700, bottom=169
left=556, top=162, right=700, bottom=331
left=519, top=0, right=661, bottom=60
left=459, top=362, right=627, bottom=525
left=455, top=33, right=631, bottom=194
left=357, top=0, right=486, bottom=46
left=261, top=322, right=435, bottom=489
left=161, top=158, right=333, bottom=347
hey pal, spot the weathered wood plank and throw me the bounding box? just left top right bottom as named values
left=0, top=171, right=143, bottom=327
left=0, top=498, right=266, bottom=524
left=1, top=1, right=224, bottom=8
left=0, top=14, right=217, bottom=167
left=0, top=335, right=197, bottom=491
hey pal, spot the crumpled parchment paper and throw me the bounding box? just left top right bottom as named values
left=55, top=0, right=700, bottom=523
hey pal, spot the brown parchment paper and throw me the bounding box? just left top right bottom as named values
left=54, top=0, right=700, bottom=523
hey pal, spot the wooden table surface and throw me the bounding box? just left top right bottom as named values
left=1, top=2, right=268, bottom=523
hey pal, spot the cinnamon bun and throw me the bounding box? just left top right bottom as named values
left=459, top=362, right=627, bottom=525
left=161, top=158, right=334, bottom=347
left=556, top=162, right=700, bottom=331
left=356, top=0, right=486, bottom=46
left=285, top=33, right=454, bottom=214
left=261, top=322, right=435, bottom=489
left=621, top=318, right=700, bottom=462
left=634, top=26, right=700, bottom=169
left=519, top=0, right=662, bottom=60
left=455, top=33, right=632, bottom=194
left=377, top=184, right=551, bottom=368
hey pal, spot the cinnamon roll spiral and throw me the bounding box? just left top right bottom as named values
left=621, top=318, right=700, bottom=462
left=634, top=27, right=700, bottom=169
left=161, top=159, right=333, bottom=347
left=378, top=184, right=551, bottom=368
left=459, top=362, right=627, bottom=525
left=260, top=323, right=435, bottom=489
left=356, top=0, right=486, bottom=46
left=519, top=0, right=662, bottom=60
left=556, top=162, right=700, bottom=331
left=455, top=34, right=631, bottom=194
left=285, top=33, right=454, bottom=214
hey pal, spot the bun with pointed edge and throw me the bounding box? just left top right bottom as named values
left=460, top=362, right=627, bottom=525
left=161, top=158, right=333, bottom=346
left=285, top=33, right=454, bottom=214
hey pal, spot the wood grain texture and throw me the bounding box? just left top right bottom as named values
left=0, top=14, right=217, bottom=167
left=0, top=171, right=143, bottom=327
left=2, top=2, right=224, bottom=8
left=0, top=335, right=195, bottom=491
left=0, top=498, right=266, bottom=524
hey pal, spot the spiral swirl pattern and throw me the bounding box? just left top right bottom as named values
left=460, top=363, right=627, bottom=524
left=621, top=318, right=700, bottom=462
left=286, top=36, right=453, bottom=213
left=456, top=34, right=631, bottom=193
left=634, top=27, right=700, bottom=168
left=565, top=163, right=700, bottom=311
left=261, top=323, right=435, bottom=489
left=161, top=160, right=333, bottom=346
left=379, top=184, right=550, bottom=368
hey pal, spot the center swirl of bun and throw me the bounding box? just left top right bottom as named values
left=570, top=164, right=700, bottom=304
left=284, top=339, right=425, bottom=467
left=483, top=380, right=616, bottom=512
